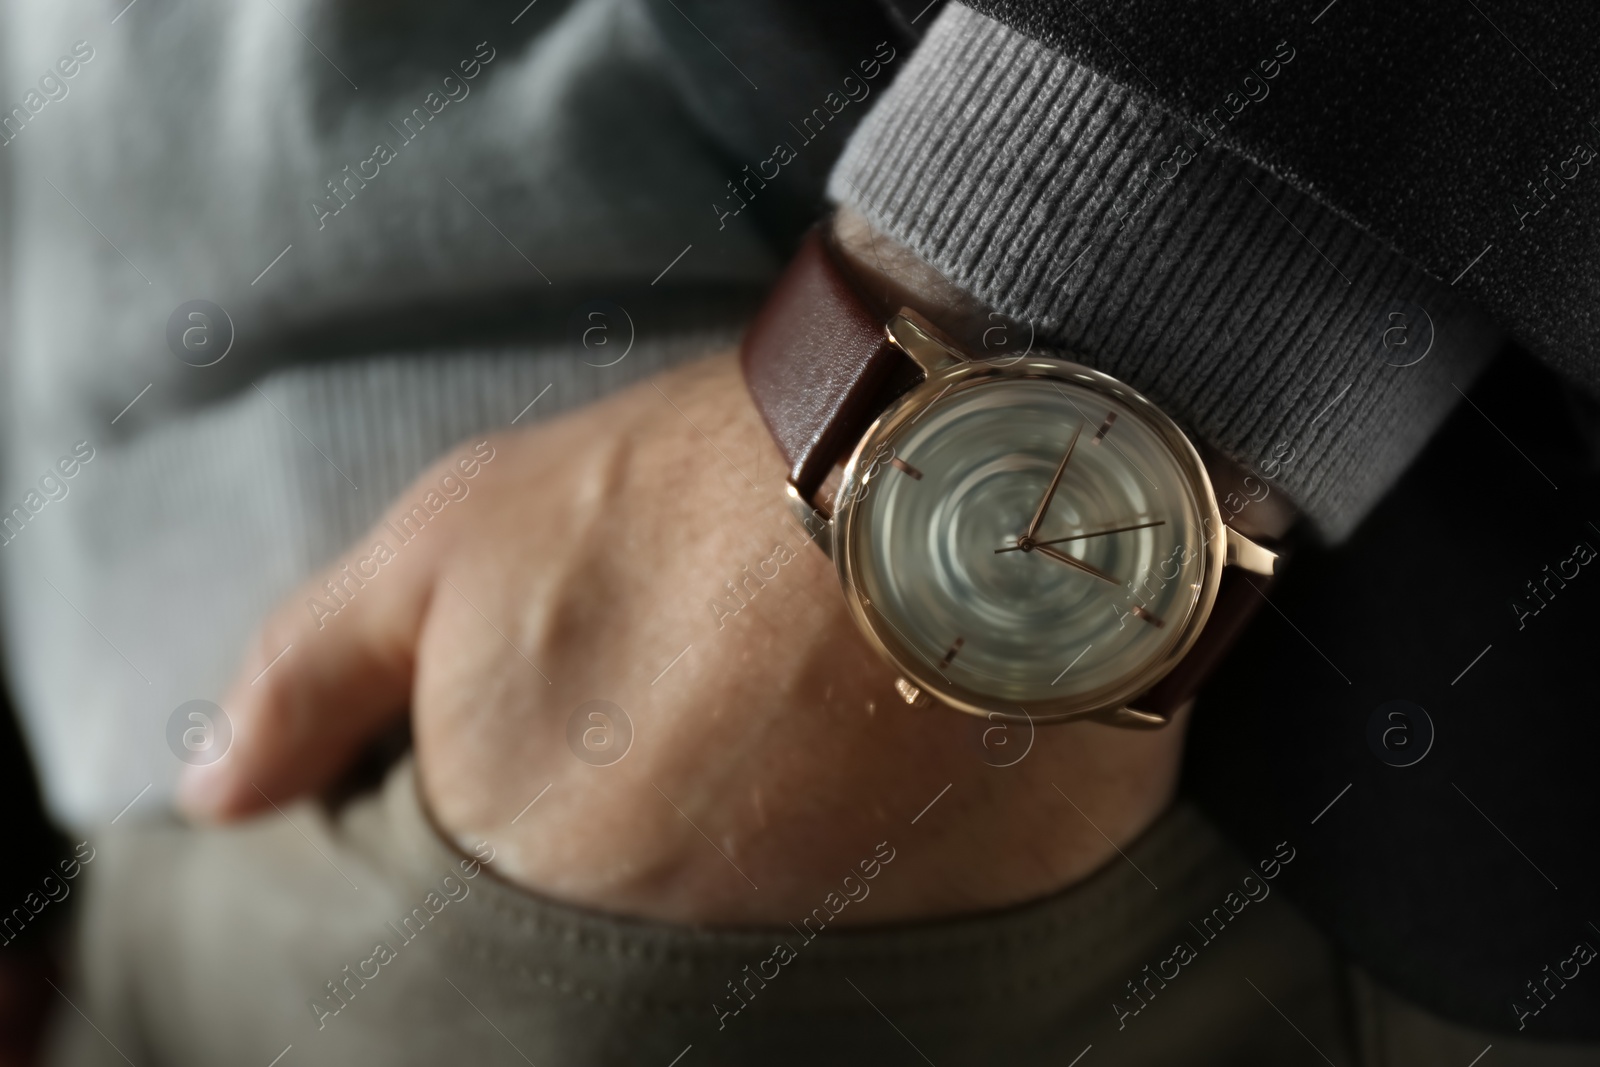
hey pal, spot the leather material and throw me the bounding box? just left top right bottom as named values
left=1127, top=562, right=1269, bottom=721
left=740, top=230, right=919, bottom=501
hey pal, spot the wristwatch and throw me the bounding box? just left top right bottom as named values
left=739, top=225, right=1283, bottom=728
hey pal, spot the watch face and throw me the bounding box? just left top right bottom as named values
left=834, top=359, right=1222, bottom=721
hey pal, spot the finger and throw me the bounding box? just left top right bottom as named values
left=178, top=494, right=452, bottom=822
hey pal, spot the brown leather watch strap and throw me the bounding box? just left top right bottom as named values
left=1125, top=564, right=1271, bottom=722
left=740, top=230, right=921, bottom=502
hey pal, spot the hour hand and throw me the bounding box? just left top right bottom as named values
left=1031, top=542, right=1120, bottom=585
left=1023, top=423, right=1082, bottom=540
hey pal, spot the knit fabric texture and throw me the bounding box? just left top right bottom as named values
left=829, top=3, right=1503, bottom=540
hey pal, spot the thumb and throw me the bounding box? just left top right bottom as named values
left=178, top=512, right=446, bottom=822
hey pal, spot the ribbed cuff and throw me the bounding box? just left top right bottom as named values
left=828, top=3, right=1501, bottom=541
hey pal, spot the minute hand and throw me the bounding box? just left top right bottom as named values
left=1024, top=423, right=1083, bottom=540
left=1031, top=542, right=1120, bottom=585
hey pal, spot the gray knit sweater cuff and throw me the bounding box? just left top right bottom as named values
left=828, top=4, right=1500, bottom=542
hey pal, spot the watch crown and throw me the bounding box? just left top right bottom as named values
left=894, top=677, right=932, bottom=708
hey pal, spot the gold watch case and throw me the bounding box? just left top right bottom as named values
left=788, top=311, right=1273, bottom=726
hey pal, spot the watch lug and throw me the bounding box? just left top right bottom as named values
left=887, top=307, right=965, bottom=376
left=1100, top=705, right=1173, bottom=729
left=785, top=483, right=834, bottom=559
left=1224, top=526, right=1277, bottom=576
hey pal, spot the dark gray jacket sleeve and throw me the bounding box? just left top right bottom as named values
left=830, top=4, right=1504, bottom=540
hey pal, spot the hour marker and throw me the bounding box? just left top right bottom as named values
left=890, top=456, right=924, bottom=480
left=1131, top=604, right=1164, bottom=628
left=1091, top=412, right=1117, bottom=445
left=939, top=637, right=965, bottom=667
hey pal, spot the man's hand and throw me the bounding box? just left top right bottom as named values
left=180, top=352, right=1188, bottom=925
